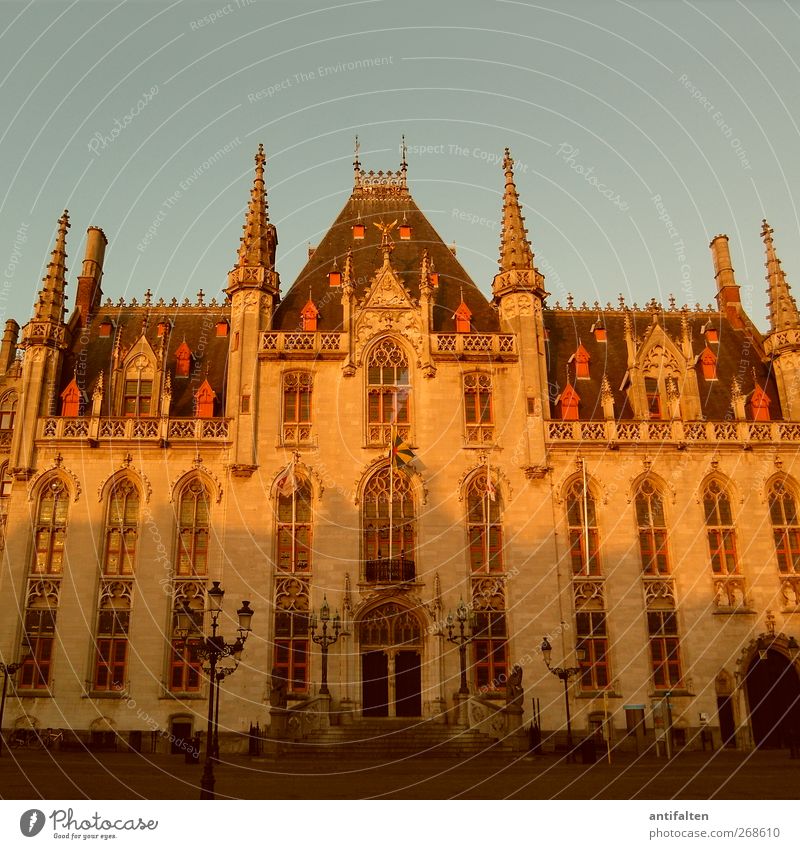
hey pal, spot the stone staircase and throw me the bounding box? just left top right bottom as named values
left=274, top=718, right=510, bottom=760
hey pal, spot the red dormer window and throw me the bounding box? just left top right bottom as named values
left=328, top=262, right=341, bottom=287
left=175, top=341, right=192, bottom=378
left=455, top=300, right=472, bottom=333
left=157, top=320, right=171, bottom=337
left=573, top=344, right=591, bottom=379
left=301, top=298, right=319, bottom=332
left=215, top=319, right=229, bottom=337
left=699, top=347, right=717, bottom=380
left=352, top=223, right=365, bottom=239
left=399, top=224, right=412, bottom=240
left=705, top=326, right=719, bottom=343
left=195, top=379, right=216, bottom=418
left=592, top=322, right=606, bottom=342
left=430, top=271, right=439, bottom=287
left=99, top=318, right=113, bottom=337
left=559, top=384, right=580, bottom=421
left=60, top=378, right=82, bottom=417
left=749, top=386, right=771, bottom=422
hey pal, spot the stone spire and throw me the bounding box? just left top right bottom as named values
left=498, top=148, right=534, bottom=272
left=235, top=144, right=275, bottom=270
left=36, top=210, right=70, bottom=324
left=763, top=219, right=799, bottom=332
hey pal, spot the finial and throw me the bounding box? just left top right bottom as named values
left=354, top=135, right=361, bottom=171
left=401, top=134, right=407, bottom=172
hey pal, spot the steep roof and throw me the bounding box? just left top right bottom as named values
left=544, top=306, right=782, bottom=421
left=59, top=301, right=231, bottom=417
left=273, top=180, right=499, bottom=333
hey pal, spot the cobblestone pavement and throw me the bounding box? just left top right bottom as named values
left=1, top=750, right=799, bottom=800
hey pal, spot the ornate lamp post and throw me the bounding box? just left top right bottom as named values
left=310, top=596, right=341, bottom=695
left=0, top=638, right=32, bottom=757
left=177, top=581, right=253, bottom=801
left=540, top=636, right=585, bottom=762
left=446, top=599, right=475, bottom=696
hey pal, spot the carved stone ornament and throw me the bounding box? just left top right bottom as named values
left=96, top=465, right=152, bottom=504
left=169, top=463, right=223, bottom=504
left=27, top=457, right=81, bottom=502
left=354, top=311, right=423, bottom=366
left=499, top=293, right=535, bottom=320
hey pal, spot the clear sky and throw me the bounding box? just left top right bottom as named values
left=1, top=0, right=799, bottom=330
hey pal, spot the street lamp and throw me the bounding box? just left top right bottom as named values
left=540, top=636, right=586, bottom=762
left=447, top=599, right=475, bottom=696
left=177, top=582, right=254, bottom=801
left=310, top=596, right=341, bottom=696
left=0, top=638, right=32, bottom=757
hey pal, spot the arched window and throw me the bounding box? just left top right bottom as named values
left=123, top=354, right=154, bottom=416
left=282, top=371, right=312, bottom=445
left=102, top=480, right=139, bottom=575
left=636, top=480, right=669, bottom=574
left=463, top=373, right=493, bottom=444
left=274, top=577, right=310, bottom=692
left=93, top=582, right=132, bottom=692
left=176, top=481, right=210, bottom=577
left=466, top=472, right=503, bottom=573
left=0, top=392, right=17, bottom=429
left=566, top=478, right=600, bottom=575
left=768, top=480, right=800, bottom=573
left=277, top=480, right=312, bottom=572
left=472, top=580, right=507, bottom=691
left=366, top=339, right=410, bottom=445
left=703, top=480, right=738, bottom=574
left=169, top=582, right=204, bottom=693
left=33, top=479, right=69, bottom=574
left=362, top=467, right=415, bottom=582
left=0, top=463, right=12, bottom=545
left=20, top=581, right=59, bottom=690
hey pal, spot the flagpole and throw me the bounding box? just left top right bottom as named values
left=582, top=458, right=590, bottom=575
left=389, top=422, right=394, bottom=562
left=484, top=454, right=491, bottom=571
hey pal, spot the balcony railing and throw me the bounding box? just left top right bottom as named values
left=260, top=331, right=344, bottom=356
left=433, top=334, right=516, bottom=358
left=364, top=557, right=415, bottom=584
left=546, top=419, right=800, bottom=445
left=40, top=417, right=231, bottom=443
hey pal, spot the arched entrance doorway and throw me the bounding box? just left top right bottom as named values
left=745, top=649, right=800, bottom=748
left=359, top=602, right=422, bottom=718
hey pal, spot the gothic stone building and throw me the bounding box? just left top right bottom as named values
left=1, top=144, right=799, bottom=753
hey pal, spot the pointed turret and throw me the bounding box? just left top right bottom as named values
left=227, top=143, right=279, bottom=301
left=763, top=219, right=800, bottom=332
left=493, top=149, right=546, bottom=303
left=498, top=149, right=533, bottom=272
left=225, top=145, right=281, bottom=474
left=36, top=210, right=70, bottom=325
left=762, top=219, right=800, bottom=419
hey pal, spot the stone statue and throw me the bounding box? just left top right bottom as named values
left=269, top=666, right=287, bottom=708
left=506, top=663, right=524, bottom=708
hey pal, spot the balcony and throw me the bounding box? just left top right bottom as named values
left=433, top=334, right=516, bottom=359
left=39, top=417, right=231, bottom=444
left=364, top=557, right=415, bottom=584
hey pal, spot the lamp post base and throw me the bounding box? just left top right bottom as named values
left=200, top=761, right=215, bottom=800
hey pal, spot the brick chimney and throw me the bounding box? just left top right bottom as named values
left=709, top=234, right=744, bottom=328
left=75, top=226, right=107, bottom=324
left=0, top=319, right=19, bottom=374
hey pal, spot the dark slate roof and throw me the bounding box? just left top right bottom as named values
left=273, top=193, right=500, bottom=333
left=544, top=308, right=782, bottom=421
left=60, top=305, right=231, bottom=417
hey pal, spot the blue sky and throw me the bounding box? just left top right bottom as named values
left=1, top=0, right=799, bottom=329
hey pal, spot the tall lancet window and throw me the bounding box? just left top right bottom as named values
left=123, top=354, right=154, bottom=417
left=703, top=480, right=739, bottom=574
left=466, top=472, right=503, bottom=573
left=566, top=478, right=600, bottom=575
left=362, top=467, right=415, bottom=582
left=366, top=339, right=410, bottom=445
left=177, top=480, right=210, bottom=577
left=277, top=480, right=312, bottom=572
left=636, top=480, right=670, bottom=575
left=769, top=480, right=800, bottom=574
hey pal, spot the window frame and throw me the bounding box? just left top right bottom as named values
left=703, top=480, right=739, bottom=575
left=175, top=481, right=211, bottom=577
left=276, top=481, right=313, bottom=573
left=575, top=610, right=611, bottom=691
left=566, top=479, right=601, bottom=576
left=635, top=480, right=670, bottom=575
left=768, top=480, right=800, bottom=573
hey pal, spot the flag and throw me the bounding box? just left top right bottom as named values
left=389, top=432, right=416, bottom=468
left=485, top=475, right=497, bottom=502
left=276, top=460, right=298, bottom=497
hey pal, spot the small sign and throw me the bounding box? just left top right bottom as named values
left=624, top=704, right=645, bottom=710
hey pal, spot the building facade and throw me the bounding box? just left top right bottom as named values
left=1, top=143, right=799, bottom=752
